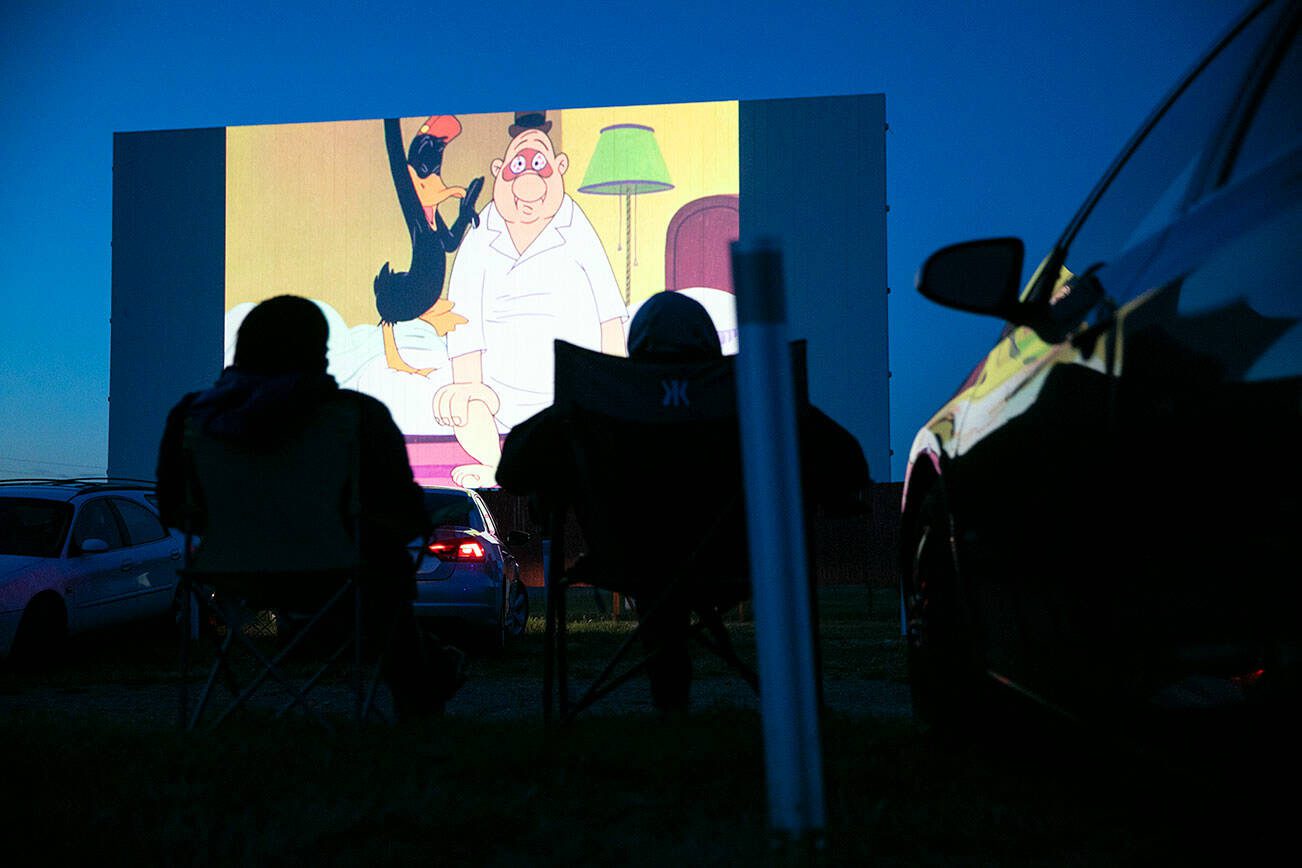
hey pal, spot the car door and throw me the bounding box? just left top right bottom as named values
left=1107, top=13, right=1301, bottom=662
left=64, top=497, right=132, bottom=632
left=107, top=496, right=184, bottom=623
left=950, top=1, right=1289, bottom=695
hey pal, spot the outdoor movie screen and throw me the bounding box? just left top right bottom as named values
left=224, top=101, right=741, bottom=489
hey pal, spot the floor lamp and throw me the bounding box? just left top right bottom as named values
left=578, top=123, right=673, bottom=305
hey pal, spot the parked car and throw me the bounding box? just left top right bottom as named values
left=902, top=0, right=1300, bottom=729
left=0, top=478, right=185, bottom=663
left=412, top=486, right=530, bottom=650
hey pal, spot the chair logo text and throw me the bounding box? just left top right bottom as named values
left=661, top=379, right=690, bottom=408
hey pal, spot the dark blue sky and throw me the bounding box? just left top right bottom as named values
left=0, top=0, right=1246, bottom=481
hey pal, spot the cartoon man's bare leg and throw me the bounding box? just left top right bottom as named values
left=433, top=351, right=502, bottom=488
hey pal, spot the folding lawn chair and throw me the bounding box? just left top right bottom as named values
left=176, top=398, right=399, bottom=732
left=539, top=340, right=760, bottom=724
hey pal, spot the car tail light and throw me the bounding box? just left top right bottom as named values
left=428, top=536, right=486, bottom=562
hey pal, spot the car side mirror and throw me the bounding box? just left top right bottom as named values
left=917, top=237, right=1025, bottom=320
left=79, top=538, right=110, bottom=554
left=506, top=530, right=531, bottom=547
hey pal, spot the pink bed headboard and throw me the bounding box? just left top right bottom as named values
left=664, top=194, right=740, bottom=294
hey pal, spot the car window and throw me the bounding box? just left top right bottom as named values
left=71, top=499, right=126, bottom=551
left=0, top=498, right=72, bottom=558
left=1225, top=23, right=1301, bottom=185
left=424, top=490, right=480, bottom=530
left=1057, top=4, right=1281, bottom=284
left=468, top=497, right=491, bottom=534
left=112, top=498, right=169, bottom=545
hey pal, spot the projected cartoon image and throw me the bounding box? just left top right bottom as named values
left=373, top=115, right=484, bottom=376
left=434, top=111, right=626, bottom=489
left=225, top=101, right=740, bottom=489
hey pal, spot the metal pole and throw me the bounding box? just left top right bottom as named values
left=731, top=239, right=826, bottom=855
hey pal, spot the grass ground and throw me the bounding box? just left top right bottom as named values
left=0, top=587, right=1290, bottom=865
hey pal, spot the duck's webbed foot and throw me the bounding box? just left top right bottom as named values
left=382, top=322, right=434, bottom=377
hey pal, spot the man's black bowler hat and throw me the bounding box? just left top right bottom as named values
left=509, top=111, right=552, bottom=138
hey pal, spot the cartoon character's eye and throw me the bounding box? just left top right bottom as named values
left=531, top=152, right=548, bottom=172
left=510, top=155, right=527, bottom=174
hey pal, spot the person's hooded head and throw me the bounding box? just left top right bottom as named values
left=192, top=295, right=336, bottom=442
left=627, top=292, right=722, bottom=362
left=234, top=295, right=330, bottom=376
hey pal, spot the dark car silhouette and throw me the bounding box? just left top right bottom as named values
left=901, top=0, right=1300, bottom=730
left=412, top=486, right=530, bottom=651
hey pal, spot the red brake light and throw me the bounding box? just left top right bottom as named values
left=428, top=536, right=486, bottom=562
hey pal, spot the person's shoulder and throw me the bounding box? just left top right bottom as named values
left=334, top=388, right=392, bottom=417
left=164, top=390, right=202, bottom=423
left=173, top=388, right=203, bottom=408
left=498, top=407, right=560, bottom=493
left=504, top=406, right=557, bottom=440
left=334, top=389, right=409, bottom=444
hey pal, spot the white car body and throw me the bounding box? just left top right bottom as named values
left=0, top=481, right=184, bottom=659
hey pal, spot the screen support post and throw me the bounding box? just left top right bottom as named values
left=732, top=239, right=826, bottom=857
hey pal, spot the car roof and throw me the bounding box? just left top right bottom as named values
left=422, top=485, right=474, bottom=498
left=0, top=478, right=157, bottom=502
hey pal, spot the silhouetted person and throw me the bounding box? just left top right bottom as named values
left=499, top=291, right=870, bottom=712
left=156, top=294, right=465, bottom=719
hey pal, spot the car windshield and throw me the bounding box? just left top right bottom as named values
left=423, top=490, right=483, bottom=531
left=0, top=497, right=74, bottom=557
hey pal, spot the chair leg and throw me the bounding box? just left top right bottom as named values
left=693, top=607, right=759, bottom=692
left=188, top=612, right=240, bottom=731
left=360, top=605, right=405, bottom=725
left=543, top=578, right=556, bottom=726
left=274, top=596, right=400, bottom=727
left=178, top=575, right=190, bottom=730
left=354, top=581, right=363, bottom=724
left=191, top=581, right=355, bottom=732
left=273, top=636, right=354, bottom=720
left=560, top=580, right=682, bottom=722
left=564, top=617, right=656, bottom=721
left=233, top=585, right=361, bottom=729
left=211, top=630, right=336, bottom=732
left=556, top=580, right=569, bottom=721
left=543, top=571, right=759, bottom=721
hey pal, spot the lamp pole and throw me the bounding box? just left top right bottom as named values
left=623, top=187, right=632, bottom=305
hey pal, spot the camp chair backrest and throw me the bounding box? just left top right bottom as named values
left=182, top=397, right=362, bottom=575
left=551, top=340, right=748, bottom=593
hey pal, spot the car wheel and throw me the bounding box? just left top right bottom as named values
left=904, top=488, right=982, bottom=735
left=505, top=578, right=529, bottom=638
left=154, top=584, right=199, bottom=640
left=10, top=594, right=69, bottom=670
left=476, top=580, right=511, bottom=656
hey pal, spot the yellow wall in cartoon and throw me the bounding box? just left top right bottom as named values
left=564, top=100, right=739, bottom=308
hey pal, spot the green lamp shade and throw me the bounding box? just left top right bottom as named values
left=578, top=124, right=673, bottom=195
